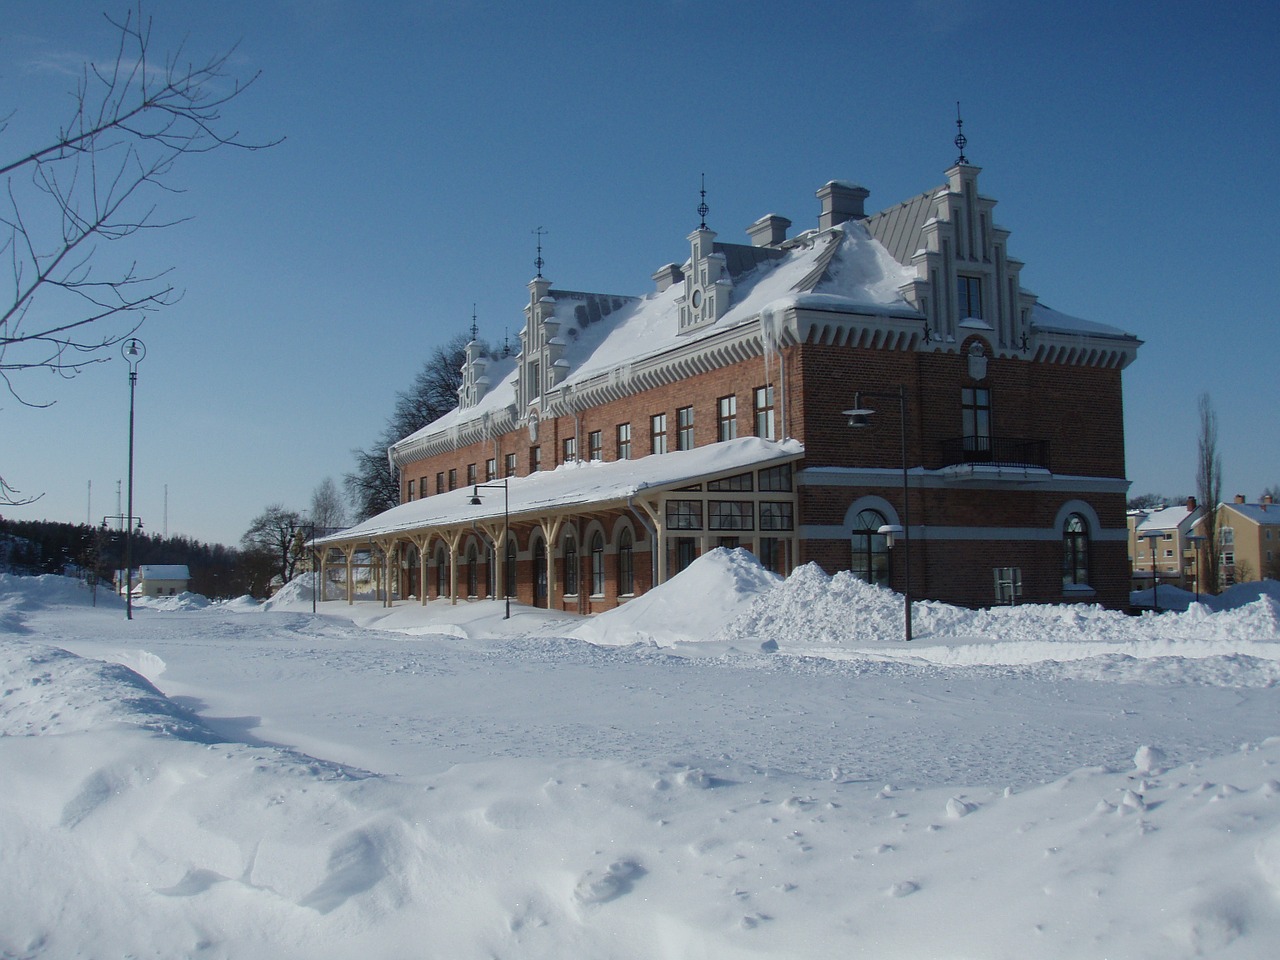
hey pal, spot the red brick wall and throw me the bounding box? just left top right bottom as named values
left=393, top=335, right=1131, bottom=610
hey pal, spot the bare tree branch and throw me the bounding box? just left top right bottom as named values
left=2, top=2, right=280, bottom=495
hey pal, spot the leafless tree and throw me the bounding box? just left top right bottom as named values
left=1196, top=393, right=1223, bottom=592
left=345, top=333, right=475, bottom=521
left=2, top=4, right=278, bottom=502
left=241, top=504, right=305, bottom=590
left=308, top=476, right=348, bottom=535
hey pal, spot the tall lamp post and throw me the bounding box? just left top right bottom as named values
left=1144, top=532, right=1162, bottom=612
left=122, top=338, right=146, bottom=620
left=470, top=479, right=510, bottom=619
left=844, top=385, right=912, bottom=642
left=1187, top=534, right=1207, bottom=603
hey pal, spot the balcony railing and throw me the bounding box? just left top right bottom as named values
left=939, top=436, right=1051, bottom=470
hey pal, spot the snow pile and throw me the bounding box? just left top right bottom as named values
left=712, top=561, right=1280, bottom=665
left=132, top=591, right=211, bottom=612
left=262, top=571, right=344, bottom=609
left=569, top=547, right=781, bottom=646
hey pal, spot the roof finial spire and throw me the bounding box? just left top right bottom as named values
left=697, top=173, right=709, bottom=230
left=469, top=303, right=478, bottom=342
left=532, top=226, right=547, bottom=278
left=954, top=101, right=968, bottom=165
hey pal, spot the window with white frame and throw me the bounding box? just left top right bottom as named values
left=717, top=395, right=737, bottom=441
left=677, top=406, right=694, bottom=450
left=753, top=385, right=775, bottom=440
left=650, top=413, right=668, bottom=455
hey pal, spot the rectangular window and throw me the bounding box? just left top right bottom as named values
left=436, top=472, right=445, bottom=495
left=528, top=360, right=541, bottom=398
left=530, top=446, right=541, bottom=472
left=421, top=476, right=429, bottom=498
left=1220, top=527, right=1235, bottom=546
left=650, top=413, right=668, bottom=455
left=961, top=387, right=991, bottom=456
left=957, top=275, right=983, bottom=319
left=708, top=472, right=753, bottom=492
left=709, top=500, right=754, bottom=531
left=753, top=385, right=776, bottom=440
left=1164, top=549, right=1174, bottom=559
left=666, top=499, right=703, bottom=530
left=759, top=501, right=794, bottom=531
left=677, top=406, right=694, bottom=450
left=1162, top=532, right=1173, bottom=541
left=588, top=430, right=603, bottom=462
left=406, top=478, right=415, bottom=501
left=758, top=463, right=793, bottom=492
left=504, top=453, right=516, bottom=478
left=563, top=436, right=577, bottom=462
left=717, top=395, right=737, bottom=441
left=617, top=423, right=632, bottom=460
left=485, top=459, right=496, bottom=482
left=447, top=468, right=457, bottom=491
left=467, top=463, right=477, bottom=486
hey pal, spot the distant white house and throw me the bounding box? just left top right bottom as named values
left=128, top=565, right=192, bottom=597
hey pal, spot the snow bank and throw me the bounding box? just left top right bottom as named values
left=710, top=563, right=1280, bottom=666
left=132, top=591, right=211, bottom=612
left=569, top=548, right=781, bottom=647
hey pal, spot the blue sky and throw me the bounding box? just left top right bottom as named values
left=3, top=0, right=1277, bottom=547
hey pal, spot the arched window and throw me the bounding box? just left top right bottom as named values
left=563, top=535, right=579, bottom=596
left=534, top=538, right=547, bottom=606
left=590, top=532, right=605, bottom=596
left=617, top=528, right=635, bottom=596
left=1063, top=513, right=1090, bottom=586
left=466, top=543, right=478, bottom=597
left=485, top=542, right=495, bottom=598
left=851, top=508, right=890, bottom=586
left=505, top=537, right=518, bottom=600
left=435, top=545, right=449, bottom=598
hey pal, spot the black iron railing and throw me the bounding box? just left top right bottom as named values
left=939, top=436, right=1051, bottom=470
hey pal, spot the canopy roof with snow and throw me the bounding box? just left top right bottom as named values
left=318, top=436, right=802, bottom=546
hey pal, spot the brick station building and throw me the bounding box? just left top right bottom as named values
left=317, top=160, right=1141, bottom=612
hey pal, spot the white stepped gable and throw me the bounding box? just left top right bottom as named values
left=677, top=227, right=732, bottom=334
left=895, top=163, right=1036, bottom=353
left=516, top=276, right=567, bottom=413
left=457, top=339, right=491, bottom=409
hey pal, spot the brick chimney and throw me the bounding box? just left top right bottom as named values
left=816, top=181, right=871, bottom=229
left=1263, top=494, right=1274, bottom=510
left=1186, top=496, right=1197, bottom=512
left=1234, top=494, right=1246, bottom=504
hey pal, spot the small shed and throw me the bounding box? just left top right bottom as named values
left=135, top=564, right=191, bottom=597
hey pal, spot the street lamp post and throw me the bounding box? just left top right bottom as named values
left=1145, top=532, right=1162, bottom=612
left=844, top=385, right=912, bottom=642
left=470, top=479, right=510, bottom=619
left=1187, top=534, right=1207, bottom=603
left=121, top=338, right=146, bottom=621
left=101, top=513, right=143, bottom=603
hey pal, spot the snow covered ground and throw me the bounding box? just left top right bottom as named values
left=3, top=551, right=1280, bottom=958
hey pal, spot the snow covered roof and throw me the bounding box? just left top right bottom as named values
left=1222, top=501, right=1280, bottom=525
left=1031, top=302, right=1136, bottom=340
left=392, top=223, right=915, bottom=459
left=138, top=565, right=190, bottom=580
left=320, top=436, right=804, bottom=545
left=1135, top=505, right=1202, bottom=533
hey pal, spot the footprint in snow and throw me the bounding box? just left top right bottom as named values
left=574, top=859, right=645, bottom=904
